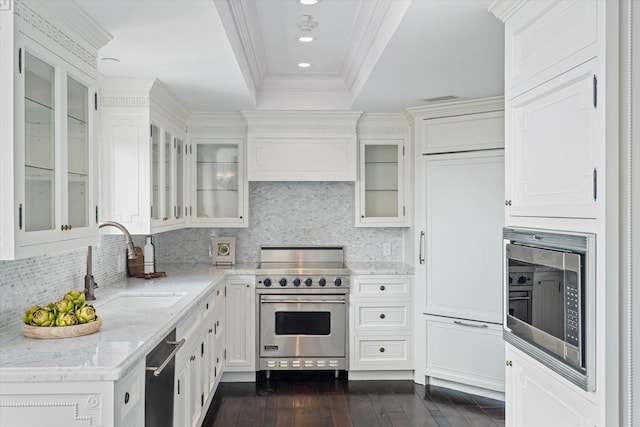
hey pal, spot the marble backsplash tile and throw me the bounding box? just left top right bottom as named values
left=153, top=182, right=404, bottom=264
left=0, top=181, right=403, bottom=327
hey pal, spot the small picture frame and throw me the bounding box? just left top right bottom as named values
left=211, top=236, right=236, bottom=266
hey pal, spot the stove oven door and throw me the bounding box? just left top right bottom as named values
left=259, top=294, right=347, bottom=358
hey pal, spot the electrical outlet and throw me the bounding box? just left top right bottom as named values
left=118, top=255, right=125, bottom=273
left=383, top=242, right=391, bottom=256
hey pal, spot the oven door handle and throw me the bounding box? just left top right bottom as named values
left=508, top=297, right=531, bottom=301
left=260, top=296, right=346, bottom=304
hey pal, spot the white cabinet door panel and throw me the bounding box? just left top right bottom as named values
left=424, top=151, right=504, bottom=323
left=426, top=316, right=504, bottom=392
left=507, top=60, right=598, bottom=219
left=421, top=112, right=504, bottom=154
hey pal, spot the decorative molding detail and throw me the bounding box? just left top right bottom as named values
left=1, top=0, right=13, bottom=11
left=14, top=0, right=98, bottom=69
left=406, top=96, right=504, bottom=120
left=187, top=125, right=247, bottom=136
left=101, top=96, right=151, bottom=108
left=357, top=126, right=408, bottom=137
left=247, top=124, right=356, bottom=136
left=488, top=0, right=528, bottom=22
left=0, top=401, right=94, bottom=424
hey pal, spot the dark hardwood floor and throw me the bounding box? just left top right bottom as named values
left=201, top=371, right=505, bottom=427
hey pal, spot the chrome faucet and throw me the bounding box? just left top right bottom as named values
left=84, top=221, right=138, bottom=301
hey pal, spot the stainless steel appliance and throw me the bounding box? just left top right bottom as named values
left=256, top=246, right=349, bottom=378
left=503, top=227, right=596, bottom=391
left=145, top=329, right=184, bottom=427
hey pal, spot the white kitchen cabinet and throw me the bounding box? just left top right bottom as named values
left=100, top=78, right=189, bottom=235
left=505, top=343, right=597, bottom=427
left=174, top=330, right=204, bottom=427
left=203, top=286, right=225, bottom=397
left=425, top=315, right=504, bottom=393
left=224, top=275, right=256, bottom=373
left=0, top=360, right=145, bottom=427
left=419, top=111, right=504, bottom=154
left=355, top=139, right=408, bottom=227
left=188, top=138, right=247, bottom=227
left=505, top=60, right=599, bottom=220
left=350, top=276, right=413, bottom=373
left=0, top=2, right=109, bottom=260
left=423, top=150, right=505, bottom=324
left=355, top=113, right=411, bottom=227
left=243, top=111, right=361, bottom=181
left=498, top=0, right=598, bottom=100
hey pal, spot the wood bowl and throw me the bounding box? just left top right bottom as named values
left=21, top=317, right=102, bottom=339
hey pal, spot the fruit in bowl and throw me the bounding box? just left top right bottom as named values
left=23, top=290, right=97, bottom=327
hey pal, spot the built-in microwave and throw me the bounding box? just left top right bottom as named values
left=503, top=227, right=596, bottom=391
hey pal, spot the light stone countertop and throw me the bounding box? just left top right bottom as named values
left=0, top=263, right=256, bottom=383
left=0, top=261, right=411, bottom=384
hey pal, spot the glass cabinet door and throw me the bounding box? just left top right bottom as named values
left=195, top=142, right=240, bottom=220
left=164, top=131, right=172, bottom=220
left=24, top=52, right=55, bottom=232
left=66, top=76, right=89, bottom=228
left=151, top=124, right=160, bottom=221
left=357, top=139, right=406, bottom=227
left=364, top=144, right=399, bottom=217
left=175, top=138, right=184, bottom=220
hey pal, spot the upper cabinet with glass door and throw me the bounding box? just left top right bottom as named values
left=100, top=78, right=189, bottom=235
left=355, top=114, right=410, bottom=227
left=0, top=2, right=110, bottom=260
left=188, top=138, right=247, bottom=227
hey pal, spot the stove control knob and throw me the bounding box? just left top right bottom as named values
left=293, top=278, right=301, bottom=287
left=318, top=278, right=327, bottom=287
left=334, top=277, right=342, bottom=287
left=263, top=278, right=272, bottom=287
left=304, top=278, right=313, bottom=286
left=517, top=275, right=528, bottom=284
left=279, top=278, right=288, bottom=287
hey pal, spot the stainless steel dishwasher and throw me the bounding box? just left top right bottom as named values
left=145, top=329, right=184, bottom=427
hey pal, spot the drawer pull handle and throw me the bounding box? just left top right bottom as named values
left=124, top=392, right=130, bottom=404
left=379, top=313, right=386, bottom=319
left=454, top=320, right=488, bottom=328
left=146, top=339, right=185, bottom=377
left=379, top=285, right=385, bottom=291
left=379, top=347, right=385, bottom=353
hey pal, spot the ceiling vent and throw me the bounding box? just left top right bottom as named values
left=422, top=95, right=460, bottom=103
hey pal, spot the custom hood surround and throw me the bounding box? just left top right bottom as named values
left=243, top=110, right=362, bottom=181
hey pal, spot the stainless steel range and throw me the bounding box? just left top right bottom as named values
left=255, top=246, right=349, bottom=378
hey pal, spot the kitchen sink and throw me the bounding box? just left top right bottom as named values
left=97, top=292, right=187, bottom=311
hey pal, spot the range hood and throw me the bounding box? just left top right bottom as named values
left=242, top=111, right=363, bottom=181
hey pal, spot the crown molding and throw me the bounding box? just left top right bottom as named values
left=406, top=96, right=504, bottom=120
left=488, top=0, right=528, bottom=22
left=242, top=110, right=363, bottom=135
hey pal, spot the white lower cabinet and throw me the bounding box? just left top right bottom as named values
left=350, top=276, right=413, bottom=373
left=174, top=283, right=226, bottom=427
left=505, top=343, right=596, bottom=427
left=0, top=360, right=145, bottom=427
left=425, top=315, right=504, bottom=393
left=224, top=275, right=255, bottom=373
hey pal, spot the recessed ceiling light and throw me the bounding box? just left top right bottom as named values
left=297, top=62, right=311, bottom=68
left=300, top=0, right=318, bottom=5
left=298, top=35, right=314, bottom=42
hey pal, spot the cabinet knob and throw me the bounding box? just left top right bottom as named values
left=209, top=328, right=213, bottom=334
left=506, top=360, right=513, bottom=367
left=124, top=392, right=130, bottom=404
left=190, top=355, right=196, bottom=362
left=379, top=347, right=385, bottom=353
left=379, top=313, right=386, bottom=319
left=505, top=200, right=512, bottom=206
left=379, top=285, right=385, bottom=291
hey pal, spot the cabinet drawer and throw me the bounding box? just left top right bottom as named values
left=114, top=361, right=145, bottom=427
left=420, top=112, right=504, bottom=154
left=353, top=303, right=410, bottom=331
left=506, top=0, right=598, bottom=97
left=425, top=316, right=504, bottom=392
left=352, top=277, right=411, bottom=298
left=352, top=336, right=412, bottom=368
